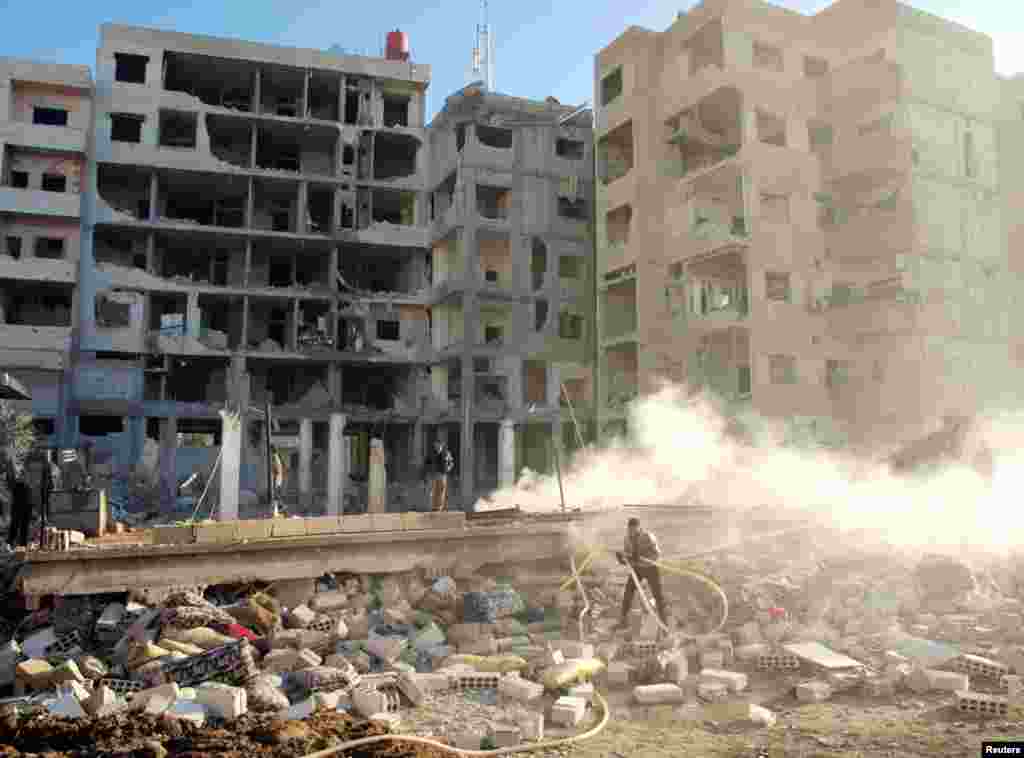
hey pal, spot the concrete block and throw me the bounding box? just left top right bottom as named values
left=459, top=637, right=498, bottom=656
left=956, top=689, right=1009, bottom=717
left=310, top=591, right=348, bottom=613
left=352, top=686, right=389, bottom=717
left=1003, top=674, right=1024, bottom=702
left=134, top=683, right=182, bottom=710
left=452, top=731, right=486, bottom=749
left=263, top=648, right=321, bottom=674
left=705, top=702, right=777, bottom=727
left=498, top=675, right=543, bottom=703
left=699, top=650, right=725, bottom=669
left=697, top=680, right=729, bottom=702
left=287, top=605, right=317, bottom=629
left=906, top=667, right=968, bottom=693
left=953, top=653, right=1009, bottom=680
left=269, top=518, right=307, bottom=539
left=194, top=522, right=239, bottom=544
left=414, top=673, right=451, bottom=693
left=735, top=643, right=771, bottom=663
left=396, top=673, right=425, bottom=706
left=368, top=712, right=401, bottom=730
left=633, top=683, right=684, bottom=705
left=796, top=680, right=833, bottom=703
left=195, top=683, right=247, bottom=720
left=490, top=723, right=522, bottom=748
left=550, top=695, right=587, bottom=726
left=699, top=668, right=747, bottom=693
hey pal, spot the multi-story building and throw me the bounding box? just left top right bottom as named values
left=594, top=0, right=1024, bottom=450
left=33, top=24, right=593, bottom=510
left=0, top=58, right=92, bottom=428
left=426, top=85, right=594, bottom=501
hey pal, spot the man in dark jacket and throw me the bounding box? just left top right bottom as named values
left=425, top=438, right=455, bottom=512
left=615, top=517, right=670, bottom=630
left=5, top=452, right=30, bottom=549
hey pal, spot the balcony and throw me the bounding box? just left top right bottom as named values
left=0, top=187, right=81, bottom=218
left=665, top=87, right=743, bottom=184
left=671, top=249, right=749, bottom=332
left=0, top=255, right=76, bottom=284
left=601, top=278, right=638, bottom=345
left=0, top=324, right=70, bottom=352
left=3, top=121, right=87, bottom=154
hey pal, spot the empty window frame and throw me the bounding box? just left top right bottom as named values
left=33, top=107, right=68, bottom=127
left=41, top=174, right=67, bottom=193
left=35, top=237, right=65, bottom=259
left=559, top=256, right=582, bottom=279
left=111, top=114, right=144, bottom=143
left=558, top=312, right=583, bottom=340
left=114, top=53, right=148, bottom=84
left=376, top=319, right=400, bottom=341
left=10, top=171, right=29, bottom=189
left=159, top=111, right=198, bottom=148
left=4, top=236, right=22, bottom=259
left=803, top=56, right=829, bottom=78
left=556, top=138, right=585, bottom=159
left=600, top=67, right=623, bottom=106
left=765, top=272, right=792, bottom=302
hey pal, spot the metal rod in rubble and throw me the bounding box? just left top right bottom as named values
left=560, top=382, right=586, bottom=451
left=552, top=436, right=566, bottom=513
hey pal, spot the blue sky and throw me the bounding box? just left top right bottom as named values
left=2, top=0, right=1021, bottom=119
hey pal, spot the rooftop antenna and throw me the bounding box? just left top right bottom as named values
left=468, top=0, right=495, bottom=91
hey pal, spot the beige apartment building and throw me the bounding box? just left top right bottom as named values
left=594, top=0, right=1024, bottom=449
left=0, top=58, right=92, bottom=428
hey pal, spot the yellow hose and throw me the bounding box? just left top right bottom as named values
left=300, top=690, right=610, bottom=757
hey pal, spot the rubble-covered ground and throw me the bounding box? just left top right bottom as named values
left=3, top=525, right=1024, bottom=757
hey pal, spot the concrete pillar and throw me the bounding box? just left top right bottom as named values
left=327, top=413, right=347, bottom=515
left=499, top=419, right=516, bottom=490
left=159, top=416, right=178, bottom=511
left=298, top=417, right=313, bottom=506
left=218, top=409, right=242, bottom=521
left=546, top=363, right=561, bottom=409
left=186, top=292, right=201, bottom=340
left=368, top=438, right=386, bottom=513
left=148, top=172, right=158, bottom=221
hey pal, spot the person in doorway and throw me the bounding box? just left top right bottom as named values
left=6, top=457, right=31, bottom=549
left=426, top=438, right=454, bottom=512
left=22, top=448, right=53, bottom=542
left=615, top=517, right=670, bottom=630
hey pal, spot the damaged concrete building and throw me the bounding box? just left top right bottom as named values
left=27, top=24, right=595, bottom=511
left=594, top=0, right=1024, bottom=449
left=0, top=58, right=92, bottom=431
left=426, top=86, right=594, bottom=502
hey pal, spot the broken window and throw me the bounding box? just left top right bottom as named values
left=558, top=196, right=587, bottom=220
left=376, top=319, right=400, bottom=341
left=307, top=73, right=340, bottom=121
left=559, top=256, right=582, bottom=279
left=738, top=365, right=752, bottom=395
left=556, top=138, right=584, bottom=159
left=207, top=115, right=251, bottom=167
left=803, top=56, right=828, bottom=78
left=371, top=189, right=416, bottom=225
left=344, top=85, right=360, bottom=125
left=114, top=53, right=148, bottom=84
left=382, top=93, right=410, bottom=127
left=825, top=359, right=850, bottom=389
left=159, top=111, right=197, bottom=148
left=477, top=185, right=510, bottom=220
left=476, top=125, right=513, bottom=149
left=756, top=111, right=786, bottom=147
left=4, top=237, right=21, bottom=259
left=559, top=311, right=583, bottom=340
left=41, top=174, right=66, bottom=193
left=307, top=186, right=333, bottom=234
left=600, top=67, right=623, bottom=106
left=456, top=123, right=468, bottom=152
left=765, top=272, right=791, bottom=302
left=10, top=171, right=28, bottom=189
left=255, top=130, right=301, bottom=172
left=606, top=204, right=631, bottom=245
left=753, top=42, right=784, bottom=72
left=373, top=132, right=419, bottom=180
left=5, top=284, right=72, bottom=326
left=33, top=107, right=68, bottom=127
left=768, top=354, right=797, bottom=384
left=474, top=357, right=492, bottom=374
left=484, top=325, right=503, bottom=344
left=342, top=145, right=355, bottom=166
left=531, top=238, right=547, bottom=291
left=598, top=120, right=633, bottom=183
left=523, top=360, right=547, bottom=405
left=535, top=300, right=548, bottom=331
left=35, top=238, right=65, bottom=259
left=95, top=293, right=132, bottom=328
left=111, top=114, right=144, bottom=143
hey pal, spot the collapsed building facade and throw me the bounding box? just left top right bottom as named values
left=594, top=0, right=1024, bottom=449
left=0, top=25, right=594, bottom=511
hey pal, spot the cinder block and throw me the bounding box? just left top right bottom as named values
left=756, top=652, right=800, bottom=671
left=953, top=654, right=1009, bottom=681
left=735, top=643, right=771, bottom=663
left=490, top=722, right=522, bottom=748
left=796, top=680, right=832, bottom=703
left=194, top=522, right=239, bottom=544
left=310, top=590, right=348, bottom=613
left=699, top=668, right=748, bottom=693
left=396, top=673, right=425, bottom=706
left=352, top=686, right=389, bottom=717
left=550, top=695, right=587, bottom=726
left=699, top=650, right=725, bottom=669
left=906, top=667, right=969, bottom=693
left=195, top=683, right=247, bottom=720
left=957, top=689, right=1008, bottom=717
left=287, top=605, right=317, bottom=629
left=133, top=683, right=182, bottom=711
left=633, top=683, right=684, bottom=705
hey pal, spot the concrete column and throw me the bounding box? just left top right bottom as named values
left=145, top=233, right=156, bottom=274
left=741, top=109, right=758, bottom=147
left=367, top=438, right=386, bottom=513
left=298, top=417, right=313, bottom=506
left=546, top=363, right=561, bottom=409
left=297, top=182, right=308, bottom=234
left=249, top=126, right=258, bottom=169
left=327, top=413, right=347, bottom=515
left=252, top=68, right=262, bottom=115
left=246, top=176, right=255, bottom=228
left=148, top=172, right=159, bottom=221
left=159, top=416, right=177, bottom=511
left=218, top=409, right=242, bottom=521
left=186, top=292, right=201, bottom=339
left=499, top=419, right=516, bottom=489
left=328, top=363, right=342, bottom=406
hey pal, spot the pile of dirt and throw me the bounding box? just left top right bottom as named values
left=0, top=709, right=456, bottom=758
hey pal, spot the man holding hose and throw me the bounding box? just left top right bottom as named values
left=615, top=517, right=670, bottom=631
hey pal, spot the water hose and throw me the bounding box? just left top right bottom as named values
left=300, top=690, right=610, bottom=758
left=568, top=551, right=591, bottom=642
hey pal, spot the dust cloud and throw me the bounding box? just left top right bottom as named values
left=474, top=382, right=1024, bottom=556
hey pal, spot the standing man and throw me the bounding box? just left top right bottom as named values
left=2, top=448, right=29, bottom=549
left=615, top=517, right=670, bottom=630
left=425, top=437, right=454, bottom=512
left=22, top=447, right=53, bottom=544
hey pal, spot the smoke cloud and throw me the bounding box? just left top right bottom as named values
left=474, top=382, right=1024, bottom=556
